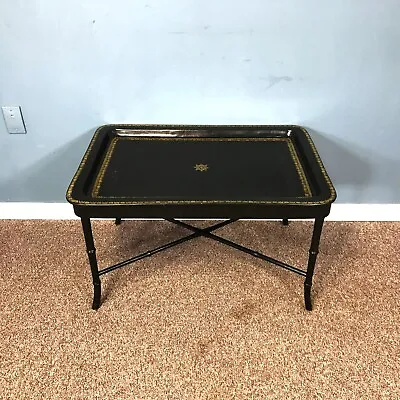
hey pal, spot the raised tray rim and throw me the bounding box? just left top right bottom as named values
left=66, top=124, right=337, bottom=207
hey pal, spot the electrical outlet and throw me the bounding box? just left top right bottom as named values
left=2, top=106, right=26, bottom=134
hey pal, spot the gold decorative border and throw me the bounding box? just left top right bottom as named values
left=66, top=124, right=336, bottom=206
left=300, top=126, right=337, bottom=204
left=286, top=140, right=312, bottom=197
left=66, top=125, right=105, bottom=204
left=90, top=136, right=312, bottom=199
left=92, top=137, right=118, bottom=198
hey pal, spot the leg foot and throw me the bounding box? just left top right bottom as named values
left=282, top=219, right=289, bottom=226
left=92, top=283, right=101, bottom=310
left=304, top=283, right=312, bottom=311
left=115, top=218, right=122, bottom=225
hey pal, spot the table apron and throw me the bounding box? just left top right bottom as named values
left=73, top=204, right=331, bottom=220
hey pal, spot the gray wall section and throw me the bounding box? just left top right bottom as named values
left=1, top=1, right=399, bottom=203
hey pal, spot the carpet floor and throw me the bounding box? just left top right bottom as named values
left=0, top=220, right=399, bottom=399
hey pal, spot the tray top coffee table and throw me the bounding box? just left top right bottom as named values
left=67, top=124, right=336, bottom=310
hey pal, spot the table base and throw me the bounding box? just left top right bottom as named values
left=80, top=218, right=325, bottom=311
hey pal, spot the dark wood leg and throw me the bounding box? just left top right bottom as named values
left=282, top=219, right=289, bottom=226
left=115, top=218, right=122, bottom=225
left=81, top=217, right=101, bottom=310
left=304, top=217, right=325, bottom=311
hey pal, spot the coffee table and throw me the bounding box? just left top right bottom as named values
left=66, top=124, right=336, bottom=311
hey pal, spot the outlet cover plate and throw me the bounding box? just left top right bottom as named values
left=2, top=106, right=26, bottom=134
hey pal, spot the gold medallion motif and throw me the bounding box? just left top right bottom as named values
left=194, top=164, right=209, bottom=172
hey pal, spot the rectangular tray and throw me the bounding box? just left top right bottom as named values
left=67, top=125, right=336, bottom=207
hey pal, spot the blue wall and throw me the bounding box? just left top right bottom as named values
left=1, top=0, right=399, bottom=202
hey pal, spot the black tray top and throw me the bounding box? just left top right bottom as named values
left=66, top=125, right=336, bottom=207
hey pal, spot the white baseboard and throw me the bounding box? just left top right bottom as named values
left=0, top=202, right=399, bottom=221
left=326, top=204, right=400, bottom=221
left=0, top=203, right=79, bottom=220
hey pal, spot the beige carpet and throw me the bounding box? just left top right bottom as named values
left=0, top=220, right=399, bottom=399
